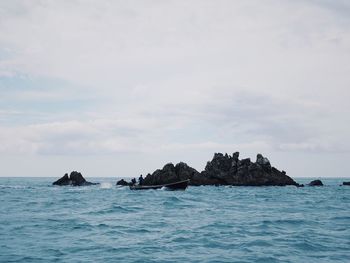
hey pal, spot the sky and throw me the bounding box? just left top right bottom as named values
left=0, top=0, right=349, bottom=178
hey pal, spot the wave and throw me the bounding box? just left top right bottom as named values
left=0, top=184, right=28, bottom=189
left=1, top=177, right=350, bottom=263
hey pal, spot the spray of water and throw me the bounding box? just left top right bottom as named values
left=100, top=182, right=113, bottom=189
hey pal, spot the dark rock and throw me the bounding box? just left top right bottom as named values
left=342, top=182, right=350, bottom=186
left=53, top=171, right=98, bottom=186
left=69, top=171, right=86, bottom=185
left=256, top=154, right=271, bottom=171
left=239, top=158, right=251, bottom=167
left=143, top=162, right=201, bottom=186
left=231, top=152, right=239, bottom=168
left=52, top=173, right=70, bottom=186
left=116, top=179, right=130, bottom=186
left=308, top=180, right=323, bottom=186
left=143, top=152, right=301, bottom=187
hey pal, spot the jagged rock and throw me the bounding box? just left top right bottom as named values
left=308, top=180, right=323, bottom=186
left=52, top=171, right=98, bottom=186
left=143, top=152, right=301, bottom=187
left=342, top=182, right=350, bottom=186
left=239, top=158, right=251, bottom=167
left=231, top=151, right=239, bottom=167
left=256, top=153, right=271, bottom=171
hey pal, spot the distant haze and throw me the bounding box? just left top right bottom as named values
left=0, top=0, right=349, bottom=178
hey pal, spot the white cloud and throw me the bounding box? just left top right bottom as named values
left=0, top=118, right=155, bottom=155
left=0, top=0, right=349, bottom=177
left=0, top=90, right=348, bottom=158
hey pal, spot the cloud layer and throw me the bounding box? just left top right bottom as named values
left=0, top=0, right=349, bottom=177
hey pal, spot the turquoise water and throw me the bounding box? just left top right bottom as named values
left=0, top=178, right=349, bottom=263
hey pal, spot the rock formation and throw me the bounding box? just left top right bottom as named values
left=308, top=180, right=323, bottom=186
left=342, top=182, right=350, bottom=186
left=53, top=171, right=98, bottom=186
left=116, top=179, right=131, bottom=186
left=143, top=162, right=200, bottom=186
left=142, top=152, right=301, bottom=187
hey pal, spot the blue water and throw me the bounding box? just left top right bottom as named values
left=0, top=178, right=349, bottom=263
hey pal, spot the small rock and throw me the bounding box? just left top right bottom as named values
left=52, top=173, right=70, bottom=186
left=342, top=182, right=350, bottom=186
left=308, top=180, right=323, bottom=186
left=116, top=179, right=130, bottom=186
left=53, top=171, right=98, bottom=186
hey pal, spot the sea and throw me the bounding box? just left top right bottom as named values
left=0, top=177, right=349, bottom=263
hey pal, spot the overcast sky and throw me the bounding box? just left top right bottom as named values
left=0, top=0, right=349, bottom=178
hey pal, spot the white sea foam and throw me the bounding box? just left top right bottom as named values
left=116, top=185, right=127, bottom=190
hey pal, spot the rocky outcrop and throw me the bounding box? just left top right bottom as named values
left=143, top=162, right=200, bottom=186
left=308, top=180, right=323, bottom=186
left=53, top=171, right=98, bottom=186
left=342, top=182, right=350, bottom=186
left=142, top=152, right=301, bottom=187
left=116, top=179, right=131, bottom=186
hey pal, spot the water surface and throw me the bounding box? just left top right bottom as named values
left=0, top=177, right=349, bottom=262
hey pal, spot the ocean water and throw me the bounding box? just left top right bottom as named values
left=0, top=178, right=349, bottom=263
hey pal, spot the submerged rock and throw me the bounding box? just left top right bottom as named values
left=143, top=152, right=301, bottom=187
left=53, top=171, right=98, bottom=186
left=308, top=180, right=323, bottom=186
left=342, top=182, right=350, bottom=186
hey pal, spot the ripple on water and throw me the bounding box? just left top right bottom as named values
left=86, top=204, right=139, bottom=215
